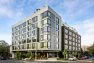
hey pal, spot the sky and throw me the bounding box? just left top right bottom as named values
left=0, top=0, right=94, bottom=46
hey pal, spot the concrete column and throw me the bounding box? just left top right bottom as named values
left=12, top=52, right=14, bottom=58
left=47, top=52, right=48, bottom=59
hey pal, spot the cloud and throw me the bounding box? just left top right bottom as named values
left=73, top=17, right=94, bottom=46
left=0, top=0, right=24, bottom=18
left=60, top=0, right=94, bottom=20
left=0, top=0, right=13, bottom=5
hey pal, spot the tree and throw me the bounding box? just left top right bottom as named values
left=26, top=51, right=34, bottom=60
left=87, top=43, right=94, bottom=56
left=72, top=51, right=77, bottom=57
left=15, top=52, right=22, bottom=60
left=63, top=49, right=68, bottom=59
left=0, top=45, right=10, bottom=58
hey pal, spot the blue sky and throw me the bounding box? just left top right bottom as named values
left=0, top=0, right=94, bottom=46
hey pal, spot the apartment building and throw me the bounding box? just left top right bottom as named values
left=61, top=24, right=81, bottom=57
left=12, top=5, right=61, bottom=58
left=0, top=40, right=8, bottom=46
left=12, top=5, right=81, bottom=59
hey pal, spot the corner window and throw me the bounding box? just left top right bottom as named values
left=41, top=11, right=47, bottom=18
left=32, top=16, right=38, bottom=23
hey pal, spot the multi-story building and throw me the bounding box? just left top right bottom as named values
left=61, top=24, right=81, bottom=57
left=12, top=5, right=81, bottom=59
left=0, top=40, right=8, bottom=46
left=12, top=5, right=61, bottom=58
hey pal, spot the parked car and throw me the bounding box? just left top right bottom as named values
left=78, top=56, right=88, bottom=60
left=0, top=56, right=3, bottom=60
left=68, top=57, right=77, bottom=61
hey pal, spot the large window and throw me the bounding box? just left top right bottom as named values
left=32, top=16, right=38, bottom=23
left=47, top=11, right=51, bottom=17
left=41, top=11, right=47, bottom=18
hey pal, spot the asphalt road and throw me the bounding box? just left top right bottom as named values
left=0, top=60, right=93, bottom=63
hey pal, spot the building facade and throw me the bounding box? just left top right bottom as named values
left=0, top=40, right=8, bottom=46
left=12, top=6, right=81, bottom=59
left=12, top=6, right=61, bottom=58
left=61, top=24, right=81, bottom=57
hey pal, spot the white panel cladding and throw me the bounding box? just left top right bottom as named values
left=12, top=5, right=62, bottom=51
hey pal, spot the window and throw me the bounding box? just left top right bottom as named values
left=32, top=37, right=36, bottom=42
left=65, top=39, right=68, bottom=44
left=22, top=22, right=26, bottom=27
left=47, top=18, right=51, bottom=25
left=73, top=38, right=75, bottom=41
left=69, top=36, right=72, bottom=40
left=65, top=29, right=68, bottom=34
left=40, top=42, right=44, bottom=48
left=40, top=35, right=44, bottom=41
left=32, top=30, right=36, bottom=36
left=73, top=46, right=75, bottom=50
left=65, top=34, right=68, bottom=39
left=73, top=33, right=75, bottom=37
left=65, top=45, right=68, bottom=49
left=56, top=25, right=59, bottom=30
left=48, top=41, right=51, bottom=48
left=32, top=43, right=35, bottom=49
left=44, top=26, right=47, bottom=32
left=69, top=46, right=72, bottom=50
left=27, top=44, right=29, bottom=49
left=69, top=41, right=72, bottom=45
left=47, top=11, right=51, bottom=17
left=41, top=20, right=44, bottom=26
left=27, top=38, right=31, bottom=43
left=47, top=34, right=50, bottom=40
left=22, top=28, right=26, bottom=33
left=32, top=24, right=36, bottom=29
left=41, top=27, right=44, bottom=33
left=47, top=26, right=50, bottom=32
left=32, top=16, right=38, bottom=23
left=69, top=31, right=72, bottom=35
left=73, top=42, right=75, bottom=46
left=56, top=37, right=59, bottom=42
left=56, top=44, right=59, bottom=49
left=41, top=11, right=47, bottom=18
left=56, top=17, right=59, bottom=25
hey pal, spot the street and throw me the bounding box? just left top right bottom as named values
left=0, top=60, right=94, bottom=63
